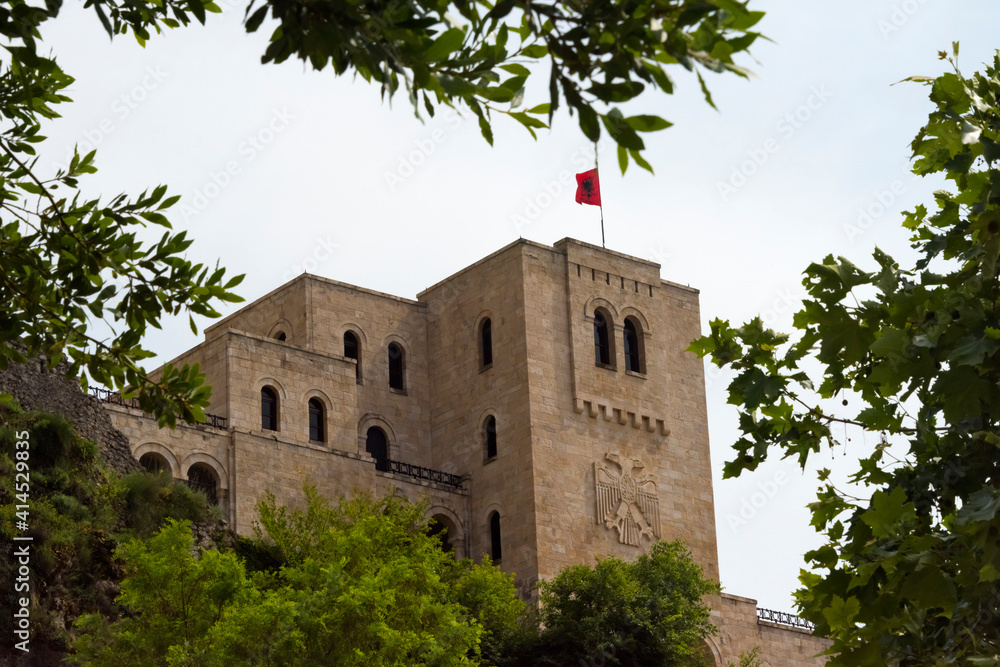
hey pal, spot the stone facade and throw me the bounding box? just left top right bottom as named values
left=102, top=237, right=830, bottom=666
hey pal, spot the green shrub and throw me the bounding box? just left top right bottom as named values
left=0, top=408, right=226, bottom=654
left=116, top=471, right=213, bottom=538
left=26, top=411, right=77, bottom=469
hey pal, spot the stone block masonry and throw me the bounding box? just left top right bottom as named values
left=97, top=237, right=831, bottom=666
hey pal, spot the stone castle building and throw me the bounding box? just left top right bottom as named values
left=102, top=237, right=829, bottom=665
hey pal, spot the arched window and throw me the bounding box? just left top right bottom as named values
left=366, top=426, right=389, bottom=471
left=186, top=463, right=218, bottom=505
left=308, top=398, right=325, bottom=442
left=480, top=318, right=493, bottom=368
left=489, top=511, right=502, bottom=562
left=388, top=342, right=405, bottom=391
left=344, top=331, right=361, bottom=381
left=594, top=309, right=613, bottom=367
left=139, top=452, right=168, bottom=475
left=428, top=515, right=455, bottom=554
left=483, top=415, right=497, bottom=462
left=274, top=331, right=286, bottom=341
left=261, top=386, right=278, bottom=431
left=623, top=317, right=645, bottom=373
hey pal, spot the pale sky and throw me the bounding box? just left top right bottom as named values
left=35, top=1, right=1000, bottom=613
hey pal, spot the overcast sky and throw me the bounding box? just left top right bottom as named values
left=35, top=1, right=1000, bottom=613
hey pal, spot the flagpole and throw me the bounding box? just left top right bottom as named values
left=595, top=142, right=605, bottom=248
left=600, top=203, right=605, bottom=248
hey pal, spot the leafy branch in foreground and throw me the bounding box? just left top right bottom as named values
left=243, top=0, right=764, bottom=174
left=0, top=0, right=246, bottom=425
left=2, top=0, right=762, bottom=425
left=690, top=44, right=1000, bottom=665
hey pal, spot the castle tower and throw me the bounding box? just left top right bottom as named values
left=101, top=237, right=829, bottom=665
left=418, top=238, right=719, bottom=591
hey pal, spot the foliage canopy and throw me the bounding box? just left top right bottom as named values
left=0, top=0, right=761, bottom=423
left=74, top=487, right=525, bottom=666
left=514, top=540, right=719, bottom=666
left=0, top=402, right=219, bottom=654
left=691, top=45, right=1000, bottom=665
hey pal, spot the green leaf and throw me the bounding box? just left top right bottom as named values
left=861, top=487, right=915, bottom=538
left=625, top=115, right=673, bottom=133
left=499, top=63, right=530, bottom=77
left=425, top=28, right=465, bottom=62
left=521, top=44, right=548, bottom=59
left=93, top=2, right=114, bottom=38
left=601, top=111, right=644, bottom=151
left=617, top=145, right=628, bottom=174
left=578, top=106, right=600, bottom=143
left=629, top=149, right=653, bottom=174
left=822, top=596, right=860, bottom=631
left=901, top=567, right=957, bottom=615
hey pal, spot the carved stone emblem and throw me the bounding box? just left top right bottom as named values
left=595, top=452, right=660, bottom=546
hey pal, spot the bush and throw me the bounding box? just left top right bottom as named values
left=116, top=470, right=214, bottom=538
left=0, top=407, right=228, bottom=654
left=515, top=541, right=720, bottom=667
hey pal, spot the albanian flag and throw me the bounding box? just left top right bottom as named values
left=575, top=168, right=601, bottom=206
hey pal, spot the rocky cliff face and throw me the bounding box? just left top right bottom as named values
left=0, top=358, right=139, bottom=475
left=0, top=359, right=229, bottom=667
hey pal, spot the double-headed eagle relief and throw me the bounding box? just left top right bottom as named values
left=595, top=452, right=661, bottom=547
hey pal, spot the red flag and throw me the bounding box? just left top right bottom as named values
left=575, top=168, right=601, bottom=206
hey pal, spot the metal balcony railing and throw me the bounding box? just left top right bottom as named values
left=756, top=607, right=815, bottom=630
left=383, top=459, right=463, bottom=488
left=90, top=387, right=228, bottom=431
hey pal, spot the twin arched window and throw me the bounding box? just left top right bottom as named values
left=593, top=309, right=646, bottom=373
left=261, top=387, right=328, bottom=443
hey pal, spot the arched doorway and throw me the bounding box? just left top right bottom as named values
left=428, top=513, right=457, bottom=554
left=186, top=463, right=219, bottom=505
left=365, top=426, right=389, bottom=471
left=139, top=452, right=169, bottom=475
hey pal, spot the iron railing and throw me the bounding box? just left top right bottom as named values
left=90, top=387, right=228, bottom=431
left=185, top=478, right=218, bottom=505
left=384, top=459, right=463, bottom=488
left=756, top=607, right=815, bottom=630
